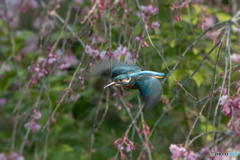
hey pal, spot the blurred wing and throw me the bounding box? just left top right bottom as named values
left=90, top=60, right=115, bottom=77
left=111, top=63, right=141, bottom=77
left=91, top=60, right=141, bottom=78
left=134, top=77, right=162, bottom=109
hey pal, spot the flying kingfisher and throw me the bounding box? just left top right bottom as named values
left=91, top=61, right=165, bottom=109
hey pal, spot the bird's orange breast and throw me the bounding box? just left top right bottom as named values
left=124, top=84, right=137, bottom=90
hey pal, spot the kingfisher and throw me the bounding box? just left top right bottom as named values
left=91, top=61, right=165, bottom=109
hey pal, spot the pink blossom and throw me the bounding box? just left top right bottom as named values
left=29, top=54, right=53, bottom=85
left=112, top=46, right=128, bottom=59
left=85, top=45, right=135, bottom=61
left=143, top=123, right=151, bottom=136
left=0, top=63, right=11, bottom=72
left=205, top=30, right=220, bottom=43
left=135, top=36, right=141, bottom=41
left=0, top=98, right=6, bottom=107
left=58, top=55, right=78, bottom=70
left=172, top=14, right=182, bottom=22
left=78, top=75, right=85, bottom=90
left=230, top=53, right=240, bottom=63
left=235, top=109, right=240, bottom=118
left=97, top=51, right=107, bottom=60
left=200, top=147, right=210, bottom=155
left=140, top=5, right=158, bottom=15
left=32, top=109, right=41, bottom=120
left=85, top=45, right=102, bottom=58
left=234, top=27, right=240, bottom=33
left=0, top=153, right=6, bottom=160
left=186, top=151, right=197, bottom=160
left=149, top=21, right=160, bottom=29
left=136, top=12, right=148, bottom=23
left=138, top=123, right=151, bottom=137
left=8, top=152, right=24, bottom=160
left=24, top=120, right=41, bottom=133
left=235, top=144, right=240, bottom=149
left=33, top=67, right=48, bottom=79
left=47, top=53, right=57, bottom=64
left=219, top=95, right=228, bottom=105
left=233, top=119, right=240, bottom=135
left=171, top=0, right=191, bottom=10
left=200, top=16, right=215, bottom=30
left=124, top=51, right=136, bottom=64
left=135, top=36, right=148, bottom=48
left=92, top=0, right=110, bottom=13
left=233, top=97, right=240, bottom=109
left=114, top=103, right=122, bottom=110
left=220, top=88, right=228, bottom=95
left=113, top=136, right=135, bottom=153
left=170, top=144, right=199, bottom=160
left=30, top=58, right=48, bottom=82
left=169, top=144, right=187, bottom=159
left=221, top=99, right=232, bottom=116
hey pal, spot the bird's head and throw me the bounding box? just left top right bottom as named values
left=104, top=74, right=131, bottom=88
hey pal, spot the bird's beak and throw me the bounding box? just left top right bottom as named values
left=104, top=81, right=116, bottom=89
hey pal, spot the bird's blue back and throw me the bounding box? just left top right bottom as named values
left=133, top=77, right=162, bottom=109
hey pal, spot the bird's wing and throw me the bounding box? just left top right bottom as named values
left=133, top=77, right=162, bottom=109
left=91, top=60, right=141, bottom=78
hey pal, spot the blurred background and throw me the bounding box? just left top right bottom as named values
left=0, top=0, right=240, bottom=159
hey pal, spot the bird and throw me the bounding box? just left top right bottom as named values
left=91, top=61, right=165, bottom=109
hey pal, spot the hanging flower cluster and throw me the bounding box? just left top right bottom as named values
left=169, top=144, right=198, bottom=160
left=230, top=53, right=240, bottom=63
left=85, top=45, right=136, bottom=63
left=137, top=123, right=151, bottom=137
left=24, top=109, right=42, bottom=133
left=0, top=152, right=24, bottom=160
left=137, top=4, right=160, bottom=30
left=58, top=54, right=78, bottom=70
left=219, top=83, right=240, bottom=135
left=135, top=36, right=149, bottom=48
left=170, top=0, right=191, bottom=22
left=113, top=134, right=135, bottom=159
left=29, top=53, right=58, bottom=85
left=197, top=14, right=221, bottom=43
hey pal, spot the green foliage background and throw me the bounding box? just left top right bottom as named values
left=0, top=0, right=240, bottom=159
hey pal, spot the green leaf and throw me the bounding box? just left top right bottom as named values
left=193, top=4, right=202, bottom=14
left=216, top=13, right=231, bottom=21
left=133, top=23, right=142, bottom=36
left=170, top=40, right=175, bottom=48
left=192, top=72, right=204, bottom=87
left=57, top=144, right=73, bottom=153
